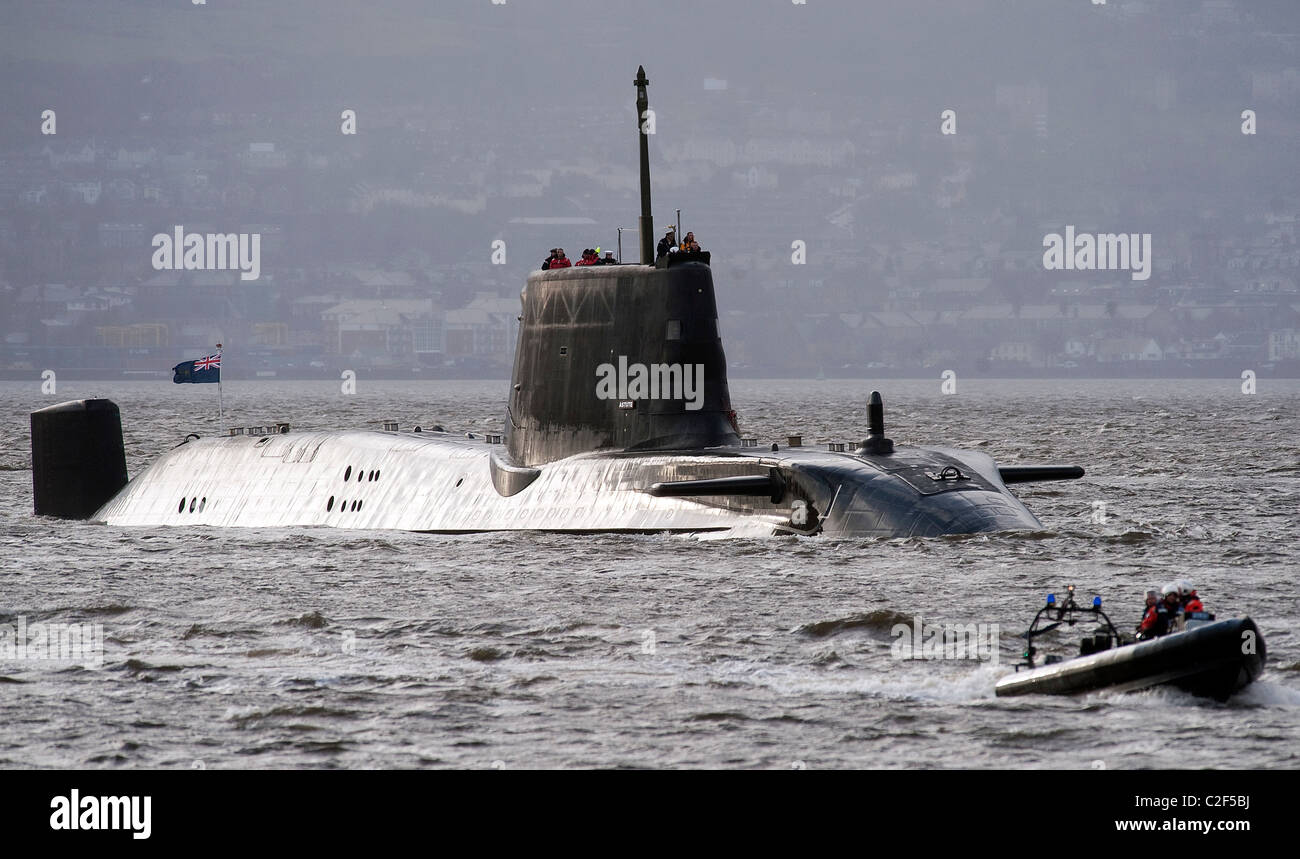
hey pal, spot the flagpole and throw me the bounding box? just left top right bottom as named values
left=216, top=342, right=224, bottom=432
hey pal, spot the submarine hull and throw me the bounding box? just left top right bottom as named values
left=65, top=257, right=1063, bottom=539
left=994, top=618, right=1265, bottom=702
left=60, top=67, right=1082, bottom=539
left=93, top=428, right=1043, bottom=537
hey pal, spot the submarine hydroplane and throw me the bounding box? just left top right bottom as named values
left=30, top=67, right=1084, bottom=538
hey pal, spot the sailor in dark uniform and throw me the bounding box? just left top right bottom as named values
left=1159, top=583, right=1184, bottom=633
left=656, top=227, right=677, bottom=260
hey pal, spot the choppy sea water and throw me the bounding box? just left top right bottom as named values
left=1, top=377, right=1297, bottom=769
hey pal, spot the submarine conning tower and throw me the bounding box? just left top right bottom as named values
left=505, top=65, right=739, bottom=467
left=507, top=260, right=739, bottom=466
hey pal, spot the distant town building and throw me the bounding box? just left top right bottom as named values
left=244, top=142, right=289, bottom=170
left=443, top=293, right=518, bottom=359
left=1268, top=328, right=1300, bottom=361
left=1097, top=338, right=1163, bottom=362
left=321, top=298, right=439, bottom=357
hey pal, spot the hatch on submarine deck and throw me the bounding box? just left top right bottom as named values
left=30, top=65, right=1084, bottom=537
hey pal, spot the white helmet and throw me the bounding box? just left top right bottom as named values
left=1177, top=579, right=1193, bottom=595
left=1160, top=582, right=1180, bottom=597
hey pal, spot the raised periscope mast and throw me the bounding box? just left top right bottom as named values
left=505, top=66, right=737, bottom=467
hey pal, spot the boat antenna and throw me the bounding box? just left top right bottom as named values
left=636, top=66, right=654, bottom=264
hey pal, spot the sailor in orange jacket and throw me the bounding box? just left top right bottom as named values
left=1179, top=580, right=1204, bottom=613
left=1136, top=590, right=1166, bottom=638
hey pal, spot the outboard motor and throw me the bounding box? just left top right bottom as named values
left=31, top=399, right=128, bottom=519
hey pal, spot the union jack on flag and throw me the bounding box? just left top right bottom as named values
left=173, top=352, right=222, bottom=384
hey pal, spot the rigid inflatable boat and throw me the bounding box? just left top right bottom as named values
left=995, top=587, right=1265, bottom=702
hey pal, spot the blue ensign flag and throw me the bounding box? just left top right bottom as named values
left=173, top=353, right=221, bottom=384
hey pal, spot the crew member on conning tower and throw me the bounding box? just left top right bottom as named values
left=656, top=227, right=677, bottom=260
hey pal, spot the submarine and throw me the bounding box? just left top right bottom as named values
left=30, top=67, right=1084, bottom=538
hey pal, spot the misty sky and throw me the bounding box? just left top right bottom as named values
left=3, top=1, right=1298, bottom=297
left=7, top=1, right=1297, bottom=140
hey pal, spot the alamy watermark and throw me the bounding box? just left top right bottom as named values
left=49, top=789, right=150, bottom=839
left=891, top=616, right=999, bottom=665
left=1042, top=226, right=1152, bottom=281
left=596, top=357, right=704, bottom=410
left=151, top=225, right=261, bottom=281
left=940, top=109, right=956, bottom=135
left=0, top=616, right=104, bottom=668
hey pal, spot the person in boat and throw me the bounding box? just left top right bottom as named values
left=541, top=248, right=558, bottom=270
left=574, top=248, right=594, bottom=266
left=1179, top=580, right=1205, bottom=613
left=549, top=248, right=571, bottom=268
left=1160, top=582, right=1184, bottom=632
left=601, top=251, right=617, bottom=265
left=1136, top=589, right=1169, bottom=639
left=680, top=231, right=701, bottom=253
left=656, top=227, right=677, bottom=260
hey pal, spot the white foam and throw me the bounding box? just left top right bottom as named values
left=701, top=659, right=1007, bottom=703
left=1232, top=680, right=1300, bottom=708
